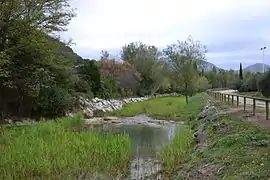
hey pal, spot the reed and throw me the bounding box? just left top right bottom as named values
left=0, top=114, right=131, bottom=179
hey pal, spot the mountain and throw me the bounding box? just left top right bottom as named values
left=243, top=63, right=270, bottom=73
left=198, top=60, right=224, bottom=72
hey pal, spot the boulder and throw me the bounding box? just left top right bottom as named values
left=83, top=108, right=94, bottom=118
left=197, top=105, right=217, bottom=120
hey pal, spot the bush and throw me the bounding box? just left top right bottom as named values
left=258, top=70, right=270, bottom=97
left=230, top=79, right=242, bottom=90
left=246, top=76, right=258, bottom=92
left=238, top=83, right=249, bottom=92
left=35, top=85, right=75, bottom=117
left=98, top=76, right=120, bottom=99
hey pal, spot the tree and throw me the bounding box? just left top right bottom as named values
left=195, top=76, right=211, bottom=92
left=76, top=60, right=102, bottom=97
left=205, top=66, right=219, bottom=88
left=99, top=59, right=140, bottom=95
left=258, top=70, right=270, bottom=97
left=163, top=35, right=207, bottom=104
left=121, top=42, right=167, bottom=95
left=100, top=50, right=110, bottom=60
left=246, top=76, right=258, bottom=92
left=0, top=0, right=76, bottom=118
left=239, top=63, right=243, bottom=80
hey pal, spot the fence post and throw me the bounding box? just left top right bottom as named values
left=244, top=97, right=246, bottom=112
left=237, top=96, right=239, bottom=107
left=266, top=101, right=269, bottom=120
left=253, top=98, right=256, bottom=116
left=231, top=95, right=234, bottom=105
left=228, top=94, right=230, bottom=104
left=221, top=94, right=223, bottom=102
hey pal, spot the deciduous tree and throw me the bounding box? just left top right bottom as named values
left=163, top=35, right=207, bottom=104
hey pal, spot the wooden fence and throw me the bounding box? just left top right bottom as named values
left=207, top=90, right=270, bottom=120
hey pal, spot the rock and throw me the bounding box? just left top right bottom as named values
left=83, top=108, right=93, bottom=118
left=7, top=119, right=13, bottom=124
left=104, top=116, right=118, bottom=121
left=197, top=105, right=217, bottom=120
left=72, top=93, right=181, bottom=118
left=85, top=117, right=103, bottom=125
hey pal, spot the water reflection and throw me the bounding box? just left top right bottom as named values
left=102, top=122, right=179, bottom=157
left=98, top=116, right=181, bottom=179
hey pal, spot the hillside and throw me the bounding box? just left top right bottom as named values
left=198, top=60, right=224, bottom=72
left=243, top=63, right=270, bottom=72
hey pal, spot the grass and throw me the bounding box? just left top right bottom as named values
left=108, top=96, right=201, bottom=121
left=178, top=94, right=270, bottom=179
left=154, top=95, right=202, bottom=178
left=4, top=93, right=267, bottom=179
left=159, top=126, right=194, bottom=178
left=207, top=117, right=270, bottom=179
left=0, top=114, right=131, bottom=179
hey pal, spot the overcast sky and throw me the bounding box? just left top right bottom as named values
left=62, top=0, right=270, bottom=70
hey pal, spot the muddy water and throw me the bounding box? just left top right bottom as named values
left=98, top=115, right=181, bottom=179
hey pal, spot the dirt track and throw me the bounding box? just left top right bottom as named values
left=215, top=90, right=266, bottom=108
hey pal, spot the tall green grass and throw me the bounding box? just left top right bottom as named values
left=159, top=126, right=194, bottom=177
left=0, top=114, right=131, bottom=179
left=158, top=95, right=202, bottom=178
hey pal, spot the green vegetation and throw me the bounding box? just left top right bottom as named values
left=0, top=0, right=209, bottom=121
left=207, top=118, right=270, bottom=179
left=163, top=35, right=207, bottom=104
left=109, top=96, right=201, bottom=121
left=109, top=96, right=185, bottom=120
left=239, top=63, right=243, bottom=80
left=154, top=95, right=202, bottom=178
left=0, top=114, right=131, bottom=179
left=258, top=70, right=270, bottom=98
left=1, top=0, right=270, bottom=121
left=174, top=94, right=270, bottom=179
left=1, top=0, right=270, bottom=179
left=160, top=126, right=194, bottom=177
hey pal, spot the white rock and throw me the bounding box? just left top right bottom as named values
left=104, top=116, right=118, bottom=121
left=75, top=93, right=181, bottom=118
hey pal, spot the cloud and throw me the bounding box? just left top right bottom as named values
left=61, top=0, right=270, bottom=69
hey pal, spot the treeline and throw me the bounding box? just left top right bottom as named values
left=0, top=0, right=211, bottom=120
left=204, top=63, right=270, bottom=97
left=1, top=0, right=269, bottom=120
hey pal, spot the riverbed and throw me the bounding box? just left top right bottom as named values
left=92, top=114, right=182, bottom=179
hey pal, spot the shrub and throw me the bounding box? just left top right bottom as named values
left=238, top=83, right=249, bottom=92
left=230, top=79, right=243, bottom=90
left=35, top=85, right=75, bottom=117
left=258, top=70, right=270, bottom=97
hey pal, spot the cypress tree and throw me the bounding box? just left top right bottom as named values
left=239, top=63, right=243, bottom=80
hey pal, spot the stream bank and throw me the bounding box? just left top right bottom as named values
left=171, top=93, right=270, bottom=180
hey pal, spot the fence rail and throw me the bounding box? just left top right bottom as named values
left=207, top=90, right=270, bottom=120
